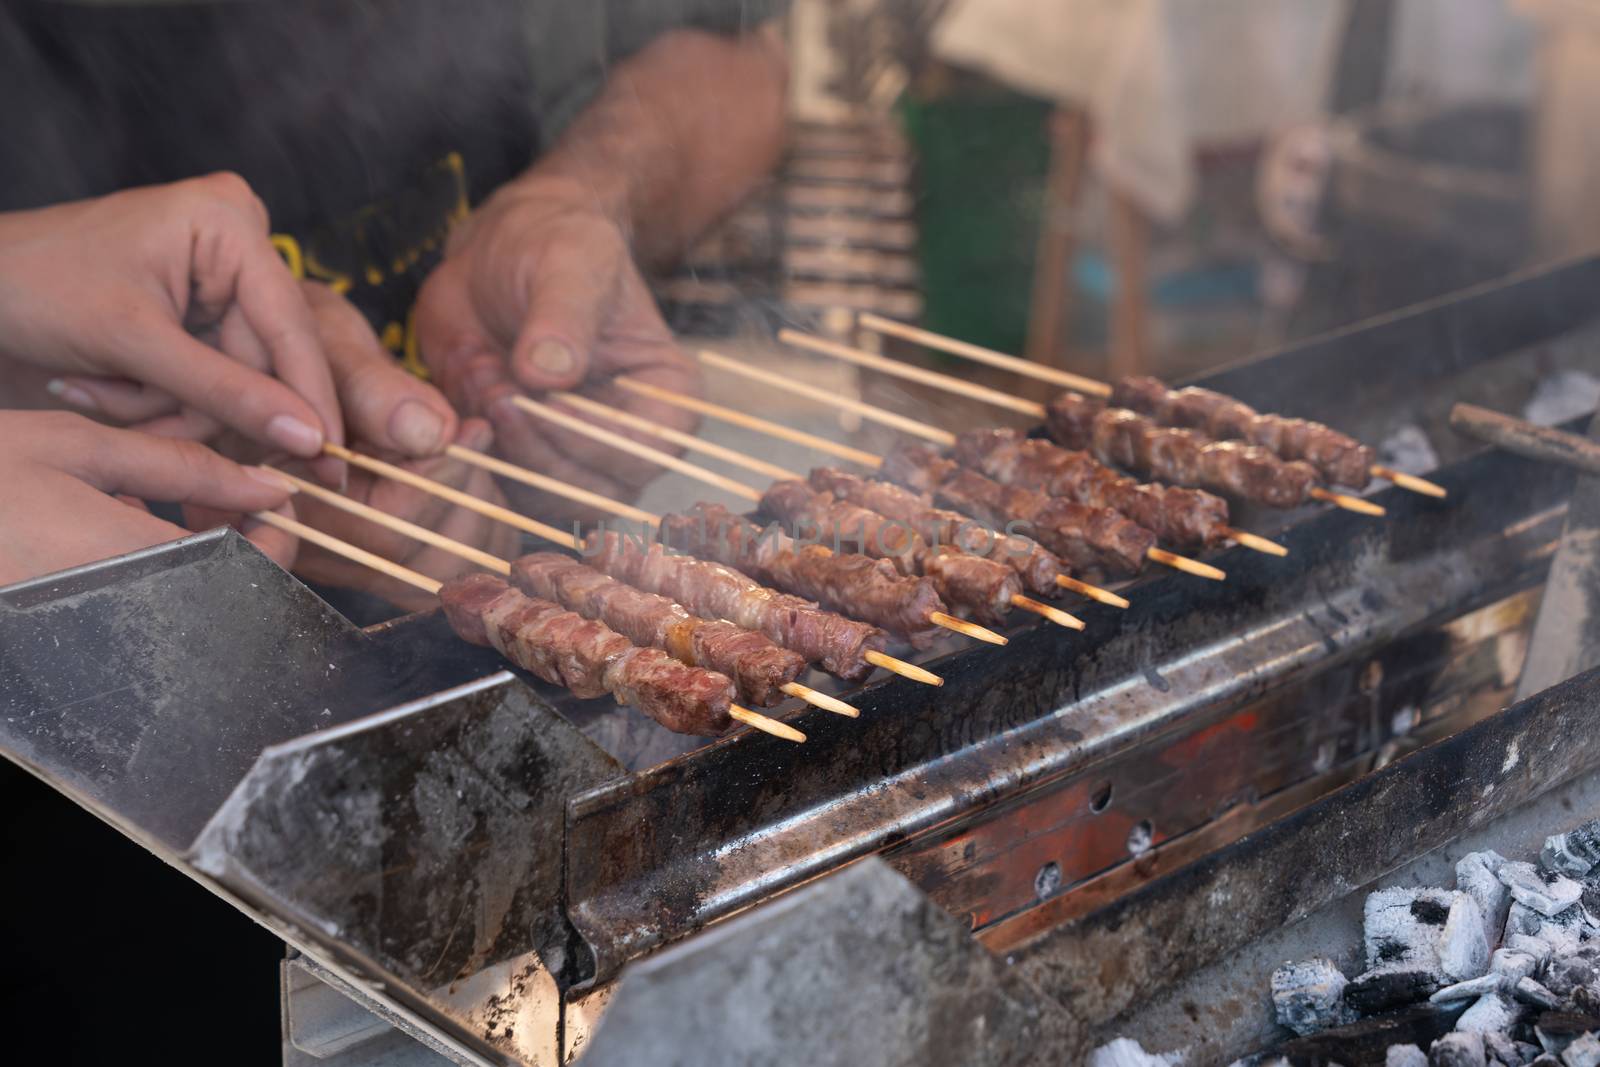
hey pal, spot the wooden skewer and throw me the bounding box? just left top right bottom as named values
left=1370, top=465, right=1448, bottom=499
left=729, top=706, right=806, bottom=743
left=693, top=357, right=1232, bottom=578
left=1309, top=487, right=1386, bottom=517
left=857, top=314, right=1442, bottom=499
left=254, top=507, right=808, bottom=741
left=555, top=390, right=803, bottom=483
left=272, top=469, right=515, bottom=575
left=1222, top=526, right=1288, bottom=557
left=510, top=396, right=1003, bottom=646
left=513, top=395, right=763, bottom=503
left=445, top=444, right=657, bottom=524
left=1147, top=548, right=1225, bottom=582
left=278, top=469, right=855, bottom=719
left=1012, top=596, right=1085, bottom=631
left=857, top=311, right=1114, bottom=397
left=325, top=449, right=940, bottom=692
left=777, top=328, right=1050, bottom=419
left=698, top=348, right=958, bottom=446
left=324, top=443, right=580, bottom=548
left=250, top=509, right=442, bottom=594
left=1056, top=574, right=1131, bottom=609
left=931, top=610, right=1007, bottom=645
left=615, top=375, right=886, bottom=468
left=865, top=650, right=942, bottom=686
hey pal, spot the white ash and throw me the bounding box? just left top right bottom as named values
left=1436, top=975, right=1515, bottom=1004
left=1544, top=956, right=1600, bottom=999
left=1443, top=895, right=1493, bottom=982
left=1524, top=370, right=1600, bottom=427
left=1089, top=1038, right=1184, bottom=1067
left=1562, top=1032, right=1600, bottom=1067
left=1456, top=992, right=1527, bottom=1035
left=1480, top=1032, right=1533, bottom=1066
left=1460, top=852, right=1514, bottom=942
left=1271, top=958, right=1354, bottom=1036
left=1512, top=978, right=1563, bottom=1011
left=1494, top=948, right=1542, bottom=980
left=1388, top=1045, right=1429, bottom=1067
left=1543, top=822, right=1600, bottom=879
left=1431, top=1030, right=1487, bottom=1067
left=1365, top=886, right=1458, bottom=972
left=1500, top=863, right=1586, bottom=919
left=1378, top=424, right=1440, bottom=476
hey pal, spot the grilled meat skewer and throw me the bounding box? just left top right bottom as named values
left=510, top=553, right=809, bottom=707
left=441, top=573, right=736, bottom=736
left=805, top=467, right=1064, bottom=597
left=951, top=428, right=1230, bottom=549
left=1048, top=392, right=1321, bottom=509
left=1111, top=376, right=1373, bottom=489
left=879, top=443, right=1157, bottom=577
left=583, top=531, right=889, bottom=682
left=760, top=480, right=1023, bottom=626
left=660, top=503, right=948, bottom=647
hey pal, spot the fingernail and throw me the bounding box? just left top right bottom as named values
left=390, top=400, right=446, bottom=456
left=46, top=379, right=97, bottom=411
left=266, top=414, right=324, bottom=456
left=526, top=340, right=575, bottom=380
left=247, top=467, right=296, bottom=492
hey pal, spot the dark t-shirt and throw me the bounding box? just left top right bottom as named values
left=0, top=0, right=785, bottom=353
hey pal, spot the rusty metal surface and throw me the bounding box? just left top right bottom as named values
left=563, top=438, right=1570, bottom=986
left=192, top=674, right=621, bottom=1065
left=575, top=859, right=1086, bottom=1067
left=999, top=660, right=1600, bottom=1042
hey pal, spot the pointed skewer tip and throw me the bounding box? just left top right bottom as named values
left=1011, top=595, right=1087, bottom=630
left=730, top=705, right=806, bottom=743
left=1147, top=548, right=1226, bottom=582
left=1054, top=574, right=1131, bottom=609
left=1372, top=465, right=1448, bottom=499
left=864, top=650, right=943, bottom=686
left=780, top=682, right=860, bottom=719
left=930, top=610, right=1008, bottom=645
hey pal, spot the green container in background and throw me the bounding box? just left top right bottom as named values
left=899, top=90, right=1052, bottom=356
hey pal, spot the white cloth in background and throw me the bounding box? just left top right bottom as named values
left=931, top=0, right=1534, bottom=223
left=932, top=0, right=1347, bottom=222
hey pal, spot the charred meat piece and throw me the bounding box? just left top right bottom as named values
left=663, top=502, right=947, bottom=648
left=584, top=531, right=887, bottom=682
left=952, top=428, right=1230, bottom=548
left=1110, top=376, right=1374, bottom=488
left=511, top=553, right=807, bottom=707
left=1048, top=392, right=1320, bottom=510
left=439, top=573, right=736, bottom=736
left=761, top=480, right=1022, bottom=625
left=807, top=466, right=1064, bottom=597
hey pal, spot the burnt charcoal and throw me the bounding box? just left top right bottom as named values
left=1414, top=899, right=1454, bottom=925
left=1572, top=988, right=1600, bottom=1016
left=1513, top=979, right=1564, bottom=1012
left=1389, top=1046, right=1429, bottom=1067
left=1502, top=864, right=1586, bottom=919
left=1442, top=896, right=1492, bottom=982
left=1542, top=957, right=1598, bottom=1000
left=1458, top=993, right=1527, bottom=1034
left=1429, top=1031, right=1486, bottom=1067
left=1534, top=1013, right=1600, bottom=1054
left=1459, top=852, right=1513, bottom=945
left=1532, top=1057, right=1565, bottom=1067
left=1278, top=1005, right=1468, bottom=1065
left=1561, top=1032, right=1600, bottom=1067
left=1480, top=1033, right=1528, bottom=1066
left=1276, top=959, right=1357, bottom=1036
left=1542, top=823, right=1600, bottom=879
left=1349, top=969, right=1446, bottom=1013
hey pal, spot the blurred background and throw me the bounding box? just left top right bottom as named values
left=665, top=0, right=1593, bottom=389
